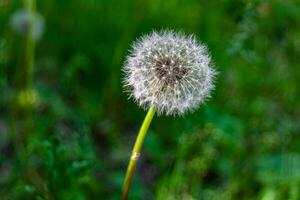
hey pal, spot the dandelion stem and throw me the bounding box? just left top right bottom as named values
left=24, top=0, right=36, bottom=89
left=12, top=0, right=50, bottom=197
left=122, top=106, right=156, bottom=200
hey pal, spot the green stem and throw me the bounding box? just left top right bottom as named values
left=13, top=1, right=50, bottom=198
left=25, top=0, right=36, bottom=89
left=122, top=106, right=156, bottom=200
left=14, top=0, right=36, bottom=161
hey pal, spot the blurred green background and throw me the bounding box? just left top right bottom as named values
left=1, top=0, right=300, bottom=199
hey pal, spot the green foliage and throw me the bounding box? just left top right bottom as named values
left=0, top=0, right=300, bottom=199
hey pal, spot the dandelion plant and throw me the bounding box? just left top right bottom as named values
left=122, top=30, right=216, bottom=199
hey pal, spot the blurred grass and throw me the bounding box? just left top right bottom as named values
left=0, top=0, right=300, bottom=199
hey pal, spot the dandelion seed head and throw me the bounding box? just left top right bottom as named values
left=10, top=9, right=45, bottom=41
left=123, top=30, right=216, bottom=116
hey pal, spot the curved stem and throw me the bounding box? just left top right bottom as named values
left=122, top=106, right=156, bottom=200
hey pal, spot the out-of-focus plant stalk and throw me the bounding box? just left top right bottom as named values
left=14, top=0, right=36, bottom=156
left=122, top=106, right=156, bottom=200
left=11, top=0, right=50, bottom=198
left=24, top=0, right=36, bottom=89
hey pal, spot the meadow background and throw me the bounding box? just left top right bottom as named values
left=0, top=0, right=300, bottom=199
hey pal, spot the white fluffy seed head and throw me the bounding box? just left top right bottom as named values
left=123, top=30, right=217, bottom=116
left=10, top=9, right=45, bottom=41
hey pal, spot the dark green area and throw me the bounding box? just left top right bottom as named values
left=1, top=0, right=300, bottom=199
